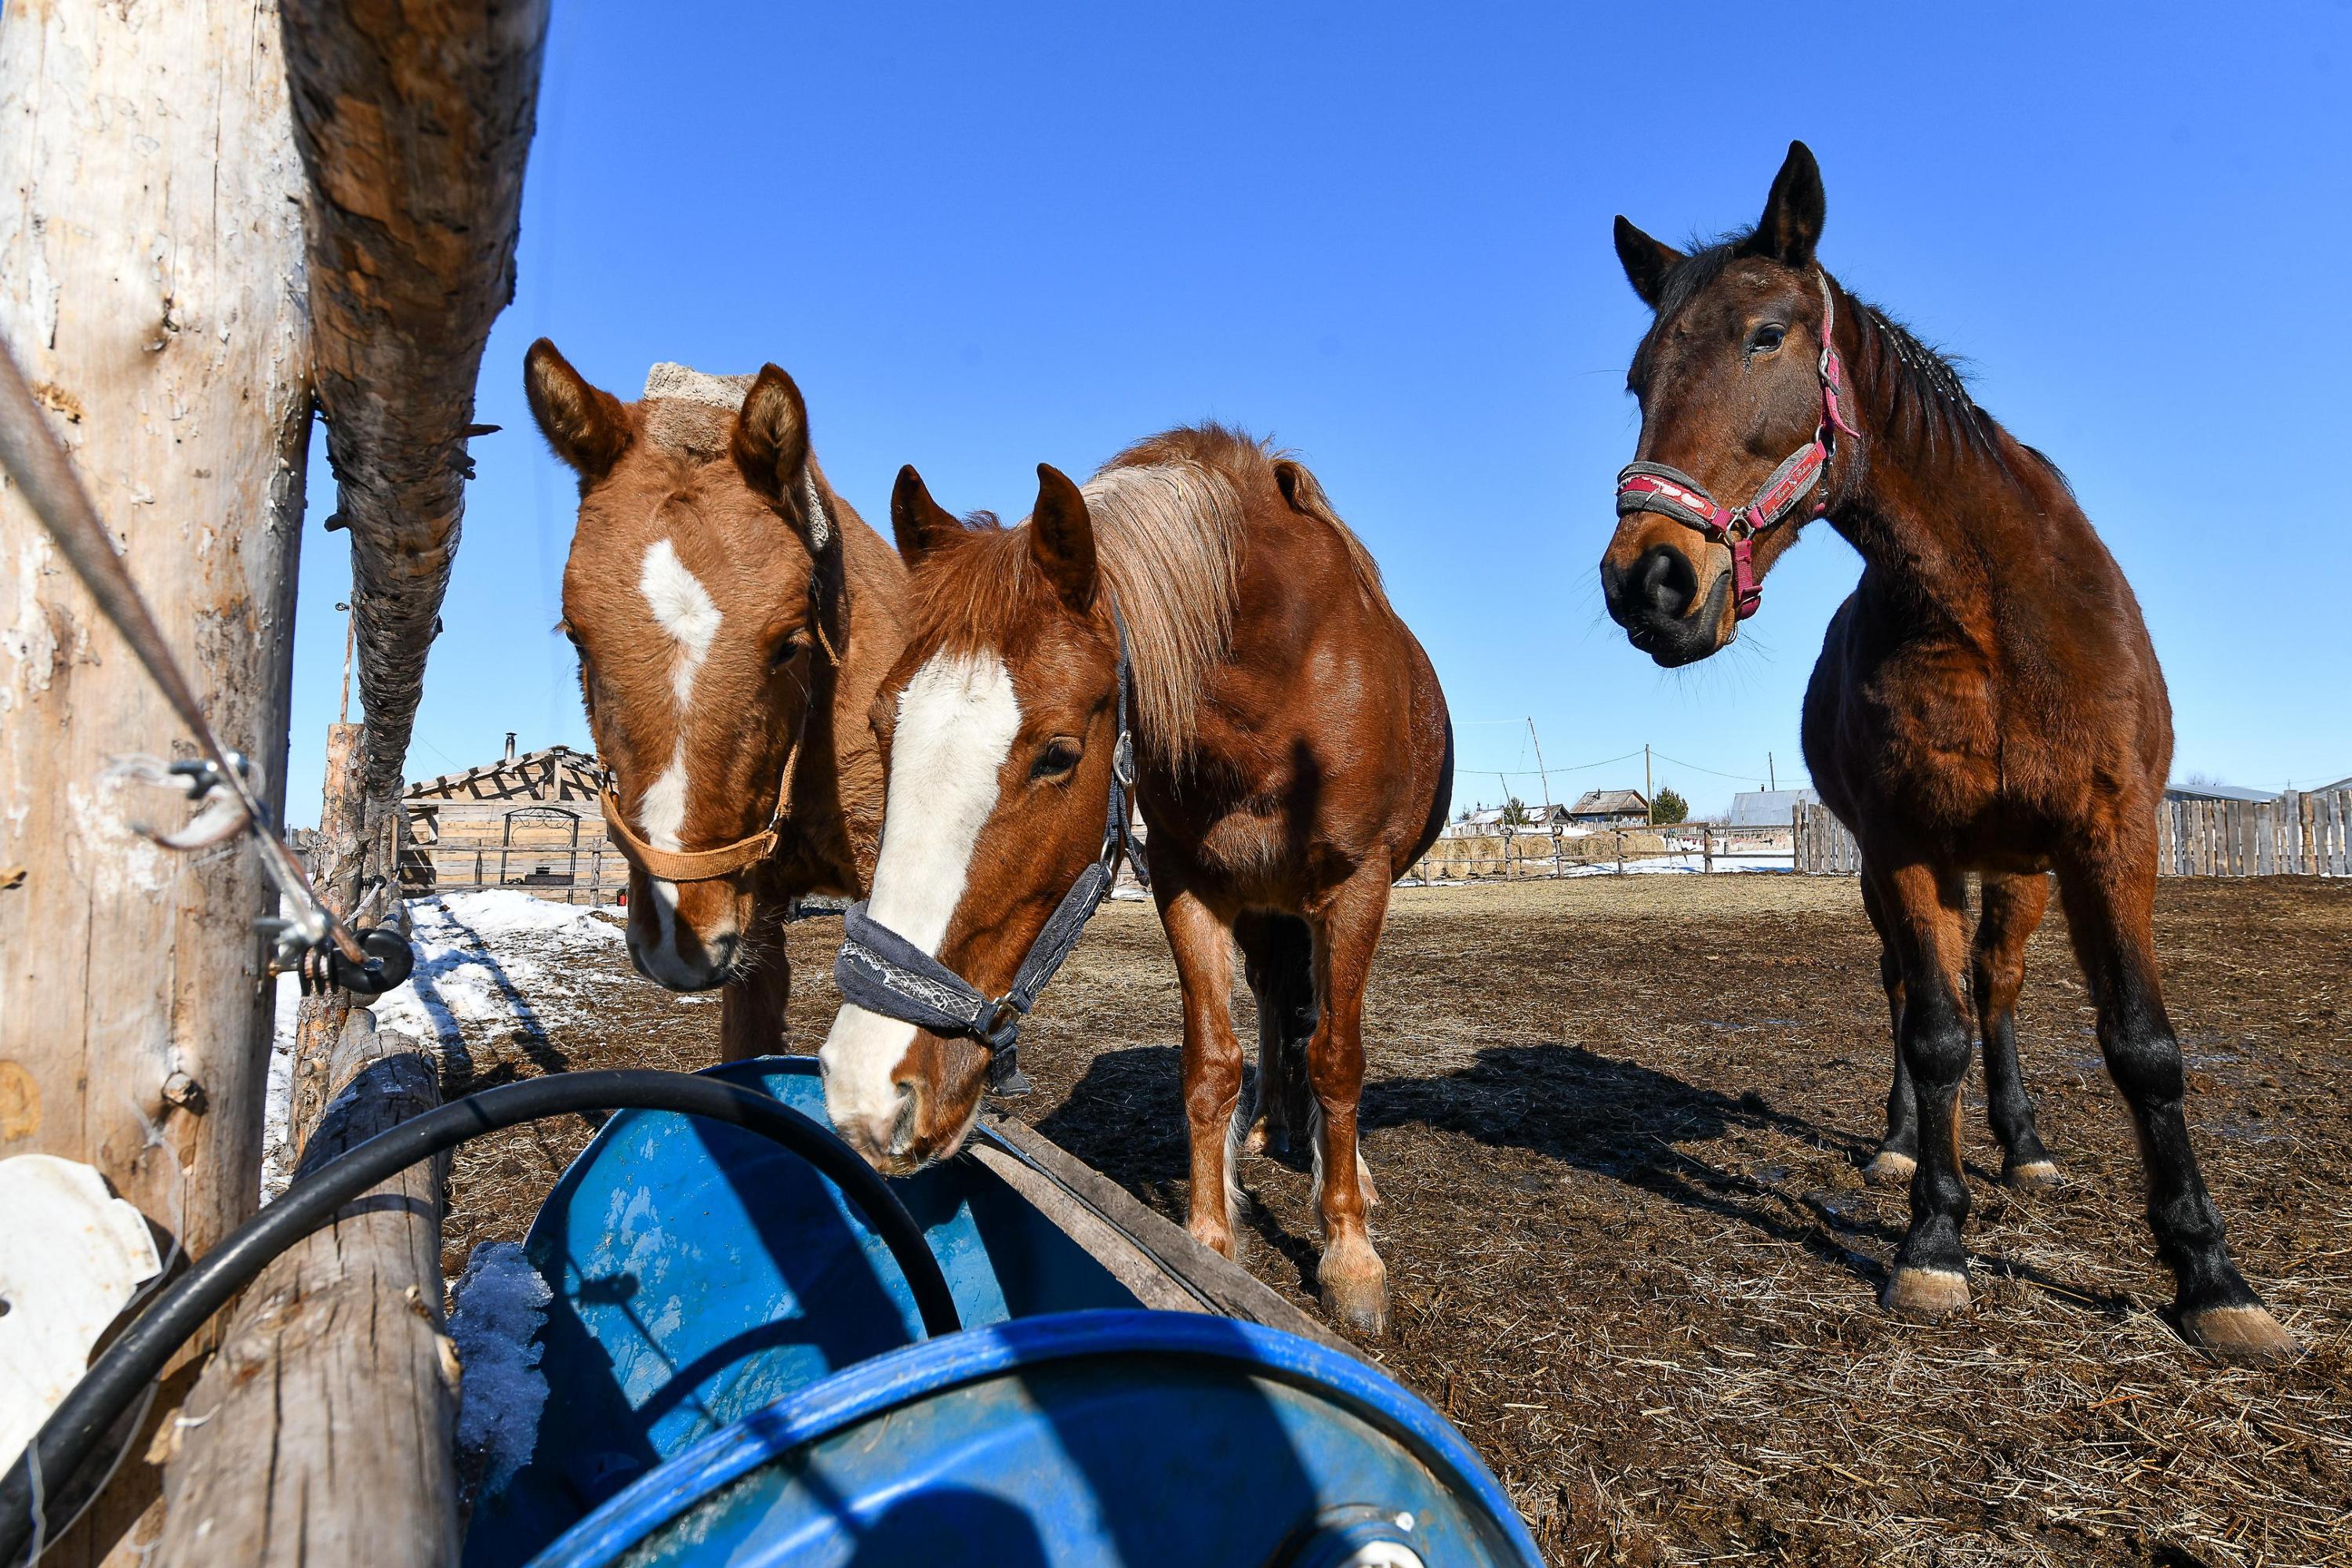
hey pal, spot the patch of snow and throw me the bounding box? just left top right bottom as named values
left=449, top=1241, right=554, bottom=1496
left=259, top=893, right=627, bottom=1201
left=369, top=892, right=622, bottom=1051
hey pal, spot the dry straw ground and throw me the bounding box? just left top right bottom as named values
left=438, top=873, right=2351, bottom=1568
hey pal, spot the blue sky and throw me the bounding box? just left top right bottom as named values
left=285, top=0, right=2351, bottom=825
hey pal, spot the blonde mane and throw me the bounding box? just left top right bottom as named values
left=1079, top=459, right=1244, bottom=752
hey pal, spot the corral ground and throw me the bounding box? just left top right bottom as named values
left=424, top=874, right=2352, bottom=1567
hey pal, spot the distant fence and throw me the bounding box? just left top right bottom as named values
left=1795, top=790, right=2352, bottom=877
left=1405, top=823, right=1790, bottom=883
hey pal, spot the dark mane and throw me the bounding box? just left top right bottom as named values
left=1639, top=234, right=2067, bottom=492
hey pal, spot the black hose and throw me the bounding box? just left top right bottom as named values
left=0, top=1069, right=958, bottom=1566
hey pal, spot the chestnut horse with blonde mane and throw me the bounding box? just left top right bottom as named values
left=1599, top=144, right=2288, bottom=1360
left=524, top=343, right=907, bottom=1058
left=818, top=426, right=1451, bottom=1334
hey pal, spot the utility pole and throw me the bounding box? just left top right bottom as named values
left=1645, top=743, right=1654, bottom=826
left=1527, top=717, right=1553, bottom=818
left=1769, top=751, right=1777, bottom=792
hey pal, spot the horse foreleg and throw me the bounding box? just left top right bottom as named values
left=1974, top=870, right=2059, bottom=1190
left=1305, top=866, right=1391, bottom=1337
left=1875, top=858, right=1979, bottom=1320
left=1159, top=881, right=1247, bottom=1260
left=717, top=903, right=792, bottom=1063
left=2055, top=837, right=2292, bottom=1363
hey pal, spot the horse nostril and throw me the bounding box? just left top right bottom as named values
left=1632, top=544, right=1697, bottom=620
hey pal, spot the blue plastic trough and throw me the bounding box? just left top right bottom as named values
left=464, top=1058, right=1541, bottom=1567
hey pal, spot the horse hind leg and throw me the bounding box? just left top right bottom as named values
left=1235, top=912, right=1316, bottom=1158
left=2055, top=840, right=2292, bottom=1363
left=1974, top=871, right=2060, bottom=1190
left=1859, top=869, right=1920, bottom=1187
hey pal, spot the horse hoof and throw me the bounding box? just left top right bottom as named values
left=1187, top=1218, right=1240, bottom=1263
left=1239, top=1122, right=1269, bottom=1157
left=1863, top=1150, right=1917, bottom=1187
left=2004, top=1158, right=2062, bottom=1192
left=2185, top=1305, right=2297, bottom=1365
left=1319, top=1243, right=1389, bottom=1337
left=1882, top=1267, right=1970, bottom=1319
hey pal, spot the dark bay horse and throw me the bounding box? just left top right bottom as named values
left=525, top=343, right=907, bottom=1058
left=1598, top=144, right=2290, bottom=1361
left=816, top=426, right=1453, bottom=1334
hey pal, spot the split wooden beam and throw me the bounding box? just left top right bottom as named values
left=155, top=1009, right=458, bottom=1568
left=278, top=0, right=551, bottom=808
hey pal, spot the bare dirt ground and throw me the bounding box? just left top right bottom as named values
left=430, top=874, right=2352, bottom=1568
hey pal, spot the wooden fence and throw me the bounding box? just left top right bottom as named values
left=1795, top=790, right=2352, bottom=877
left=1405, top=823, right=1808, bottom=883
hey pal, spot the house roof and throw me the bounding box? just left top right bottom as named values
left=1728, top=788, right=1821, bottom=828
left=1566, top=789, right=1647, bottom=815
left=405, top=744, right=602, bottom=803
left=2165, top=781, right=2278, bottom=804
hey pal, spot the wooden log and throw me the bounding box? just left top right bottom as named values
left=289, top=724, right=367, bottom=1149
left=278, top=0, right=550, bottom=807
left=0, top=5, right=311, bottom=1558
left=154, top=1009, right=458, bottom=1568
left=975, top=1112, right=1346, bottom=1352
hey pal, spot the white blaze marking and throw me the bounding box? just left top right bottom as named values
left=639, top=538, right=720, bottom=706
left=633, top=539, right=720, bottom=971
left=820, top=652, right=1022, bottom=1138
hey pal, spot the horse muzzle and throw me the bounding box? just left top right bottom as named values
left=1602, top=542, right=1735, bottom=666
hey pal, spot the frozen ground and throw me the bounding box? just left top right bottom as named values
left=262, top=891, right=631, bottom=1197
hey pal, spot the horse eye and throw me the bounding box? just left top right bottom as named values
left=768, top=633, right=806, bottom=671
left=1032, top=739, right=1082, bottom=781
left=1751, top=324, right=1787, bottom=354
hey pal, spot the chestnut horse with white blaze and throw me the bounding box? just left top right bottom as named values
left=524, top=344, right=907, bottom=1058
left=818, top=426, right=1452, bottom=1334
left=1598, top=143, right=2289, bottom=1360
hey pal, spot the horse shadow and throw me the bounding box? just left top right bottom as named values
left=1040, top=1039, right=2136, bottom=1319
left=401, top=901, right=575, bottom=1098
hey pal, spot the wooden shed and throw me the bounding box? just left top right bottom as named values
left=402, top=736, right=621, bottom=904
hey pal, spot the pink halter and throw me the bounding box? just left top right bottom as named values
left=1615, top=272, right=1860, bottom=619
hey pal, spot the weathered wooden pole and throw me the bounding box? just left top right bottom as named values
left=279, top=0, right=551, bottom=822
left=155, top=1011, right=459, bottom=1567
left=288, top=722, right=367, bottom=1147
left=0, top=2, right=310, bottom=1558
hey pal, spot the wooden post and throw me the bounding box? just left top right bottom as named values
left=278, top=0, right=550, bottom=813
left=0, top=5, right=310, bottom=1558
left=288, top=723, right=367, bottom=1148
left=155, top=1010, right=458, bottom=1567
left=1703, top=822, right=1714, bottom=874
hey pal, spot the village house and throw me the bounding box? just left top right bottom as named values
left=1565, top=788, right=1650, bottom=827
left=401, top=735, right=620, bottom=903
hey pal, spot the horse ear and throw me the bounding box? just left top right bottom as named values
left=1272, top=458, right=1337, bottom=523
left=1613, top=217, right=1682, bottom=310
left=1744, top=140, right=1825, bottom=270
left=524, top=339, right=630, bottom=477
left=890, top=466, right=961, bottom=567
left=1029, top=463, right=1097, bottom=612
left=731, top=364, right=828, bottom=551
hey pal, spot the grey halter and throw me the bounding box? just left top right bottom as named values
left=833, top=605, right=1149, bottom=1095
